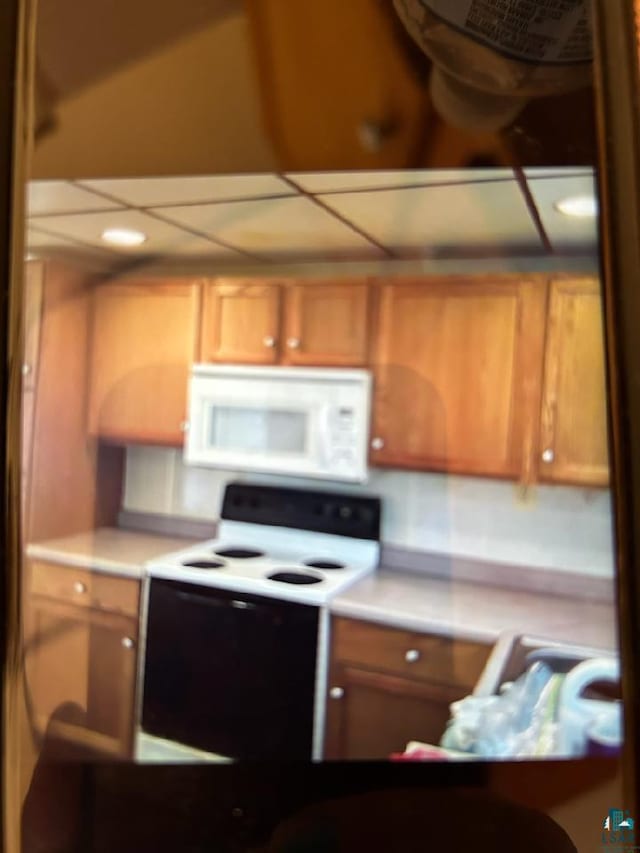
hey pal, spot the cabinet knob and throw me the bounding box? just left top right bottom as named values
left=287, top=337, right=301, bottom=349
left=180, top=420, right=190, bottom=433
left=541, top=448, right=555, bottom=463
left=121, top=637, right=135, bottom=649
left=73, top=581, right=87, bottom=594
left=263, top=336, right=276, bottom=348
left=21, top=363, right=32, bottom=376
left=329, top=686, right=344, bottom=700
left=405, top=649, right=421, bottom=663
left=357, top=119, right=395, bottom=153
left=371, top=437, right=385, bottom=451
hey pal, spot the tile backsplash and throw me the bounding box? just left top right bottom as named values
left=123, top=446, right=615, bottom=578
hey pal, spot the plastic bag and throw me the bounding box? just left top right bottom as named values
left=440, top=662, right=564, bottom=758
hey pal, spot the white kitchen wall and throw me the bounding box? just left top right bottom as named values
left=123, top=446, right=615, bottom=578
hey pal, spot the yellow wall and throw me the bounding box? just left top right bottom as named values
left=32, top=12, right=277, bottom=179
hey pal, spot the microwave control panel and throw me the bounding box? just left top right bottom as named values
left=328, top=406, right=360, bottom=469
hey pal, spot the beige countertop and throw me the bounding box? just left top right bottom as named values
left=330, top=570, right=618, bottom=652
left=26, top=527, right=196, bottom=578
left=26, top=529, right=618, bottom=652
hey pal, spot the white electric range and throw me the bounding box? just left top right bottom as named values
left=137, top=482, right=381, bottom=763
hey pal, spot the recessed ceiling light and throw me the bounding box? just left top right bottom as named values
left=101, top=227, right=147, bottom=247
left=554, top=195, right=598, bottom=218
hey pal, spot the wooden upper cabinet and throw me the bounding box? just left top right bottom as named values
left=539, top=278, right=609, bottom=486
left=245, top=0, right=429, bottom=170
left=88, top=281, right=200, bottom=446
left=200, top=279, right=281, bottom=364
left=283, top=281, right=370, bottom=366
left=371, top=278, right=547, bottom=478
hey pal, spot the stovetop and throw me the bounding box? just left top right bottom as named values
left=146, top=483, right=381, bottom=605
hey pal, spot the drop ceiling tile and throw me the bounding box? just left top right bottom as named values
left=78, top=175, right=296, bottom=207
left=155, top=196, right=385, bottom=258
left=527, top=174, right=599, bottom=250
left=287, top=169, right=514, bottom=194
left=28, top=181, right=124, bottom=215
left=317, top=181, right=542, bottom=254
left=26, top=227, right=93, bottom=250
left=28, top=209, right=240, bottom=257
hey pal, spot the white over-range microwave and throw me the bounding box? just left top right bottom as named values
left=184, top=364, right=372, bottom=482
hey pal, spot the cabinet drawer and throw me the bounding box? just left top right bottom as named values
left=332, top=617, right=490, bottom=690
left=30, top=561, right=140, bottom=618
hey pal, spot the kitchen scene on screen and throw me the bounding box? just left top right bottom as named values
left=19, top=166, right=620, bottom=767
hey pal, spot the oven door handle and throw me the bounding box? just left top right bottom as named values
left=175, top=590, right=258, bottom=611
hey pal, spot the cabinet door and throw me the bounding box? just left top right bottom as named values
left=245, top=0, right=428, bottom=170
left=201, top=279, right=281, bottom=364
left=88, top=281, right=199, bottom=445
left=324, top=664, right=461, bottom=760
left=283, top=281, right=370, bottom=366
left=539, top=278, right=609, bottom=486
left=25, top=597, right=138, bottom=758
left=371, top=278, right=547, bottom=478
left=22, top=260, right=44, bottom=391
left=21, top=262, right=44, bottom=533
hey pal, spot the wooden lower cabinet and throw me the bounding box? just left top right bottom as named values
left=324, top=617, right=490, bottom=760
left=25, top=563, right=140, bottom=759
left=325, top=663, right=462, bottom=759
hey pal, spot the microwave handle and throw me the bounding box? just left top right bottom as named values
left=319, top=405, right=334, bottom=469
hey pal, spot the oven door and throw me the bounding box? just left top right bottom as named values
left=141, top=579, right=319, bottom=760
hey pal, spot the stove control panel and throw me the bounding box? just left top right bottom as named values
left=221, top=482, right=381, bottom=541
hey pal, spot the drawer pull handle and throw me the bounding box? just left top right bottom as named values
left=121, top=637, right=135, bottom=650
left=73, top=581, right=87, bottom=594
left=405, top=649, right=421, bottom=663
left=329, top=687, right=344, bottom=700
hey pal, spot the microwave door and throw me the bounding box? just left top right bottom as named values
left=190, top=397, right=319, bottom=476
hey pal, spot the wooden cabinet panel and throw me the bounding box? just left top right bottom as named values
left=283, top=281, right=370, bottom=366
left=246, top=0, right=429, bottom=171
left=325, top=617, right=490, bottom=759
left=26, top=261, right=124, bottom=544
left=371, top=277, right=547, bottom=478
left=30, top=561, right=93, bottom=603
left=25, top=597, right=138, bottom=758
left=22, top=260, right=44, bottom=391
left=21, top=389, right=35, bottom=531
left=91, top=573, right=140, bottom=618
left=333, top=617, right=489, bottom=690
left=30, top=561, right=140, bottom=618
left=88, top=281, right=199, bottom=445
left=324, top=664, right=462, bottom=760
left=201, top=279, right=281, bottom=364
left=539, top=278, right=609, bottom=486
